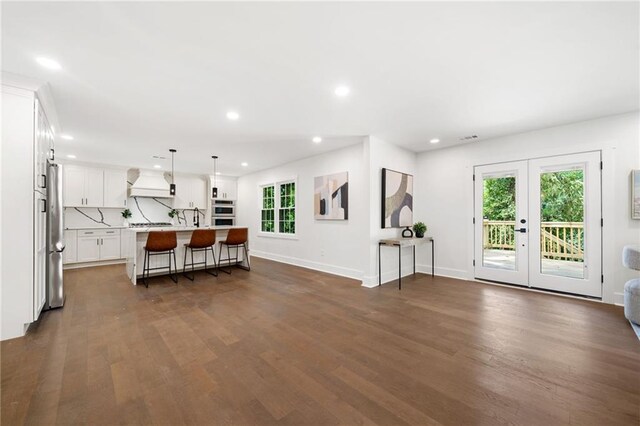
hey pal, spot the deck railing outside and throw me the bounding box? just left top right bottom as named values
left=483, top=220, right=584, bottom=262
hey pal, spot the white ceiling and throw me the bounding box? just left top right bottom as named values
left=2, top=2, right=638, bottom=176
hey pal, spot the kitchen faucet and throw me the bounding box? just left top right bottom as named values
left=193, top=207, right=200, bottom=228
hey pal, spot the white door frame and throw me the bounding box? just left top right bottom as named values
left=473, top=151, right=602, bottom=298
left=473, top=161, right=529, bottom=285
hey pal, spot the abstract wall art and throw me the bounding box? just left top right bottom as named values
left=381, top=168, right=413, bottom=228
left=314, top=172, right=349, bottom=220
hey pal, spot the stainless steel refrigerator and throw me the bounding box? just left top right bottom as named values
left=46, top=163, right=65, bottom=309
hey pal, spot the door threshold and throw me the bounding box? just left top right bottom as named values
left=474, top=278, right=602, bottom=302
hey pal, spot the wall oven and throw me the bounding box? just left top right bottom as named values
left=213, top=217, right=235, bottom=226
left=212, top=200, right=235, bottom=226
left=213, top=205, right=235, bottom=216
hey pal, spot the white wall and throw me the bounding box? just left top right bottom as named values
left=364, top=136, right=418, bottom=286
left=237, top=142, right=370, bottom=280
left=414, top=112, right=640, bottom=304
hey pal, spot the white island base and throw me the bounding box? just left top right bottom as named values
left=124, top=226, right=248, bottom=285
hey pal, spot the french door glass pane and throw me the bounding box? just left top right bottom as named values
left=539, top=169, right=585, bottom=279
left=482, top=175, right=516, bottom=270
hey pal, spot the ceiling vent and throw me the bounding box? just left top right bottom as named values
left=459, top=135, right=479, bottom=141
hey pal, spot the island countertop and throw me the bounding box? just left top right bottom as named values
left=124, top=225, right=242, bottom=233
left=123, top=225, right=248, bottom=285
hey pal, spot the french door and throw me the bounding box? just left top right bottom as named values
left=474, top=152, right=602, bottom=298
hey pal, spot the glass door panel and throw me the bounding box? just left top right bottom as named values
left=529, top=152, right=601, bottom=297
left=482, top=175, right=516, bottom=271
left=539, top=169, right=585, bottom=279
left=474, top=161, right=528, bottom=286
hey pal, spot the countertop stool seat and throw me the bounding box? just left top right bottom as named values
left=142, top=231, right=178, bottom=288
left=183, top=229, right=218, bottom=281
left=218, top=228, right=250, bottom=274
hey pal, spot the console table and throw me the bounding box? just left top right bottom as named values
left=378, top=237, right=434, bottom=289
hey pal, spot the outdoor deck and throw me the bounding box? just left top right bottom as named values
left=483, top=249, right=584, bottom=279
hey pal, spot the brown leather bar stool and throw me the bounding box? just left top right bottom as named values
left=218, top=228, right=250, bottom=274
left=183, top=229, right=218, bottom=281
left=142, top=231, right=178, bottom=287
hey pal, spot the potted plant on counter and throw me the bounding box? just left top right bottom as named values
left=413, top=221, right=427, bottom=238
left=168, top=209, right=178, bottom=225
left=121, top=209, right=132, bottom=227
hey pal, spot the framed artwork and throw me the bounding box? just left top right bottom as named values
left=314, top=172, right=348, bottom=220
left=633, top=170, right=640, bottom=219
left=381, top=168, right=413, bottom=228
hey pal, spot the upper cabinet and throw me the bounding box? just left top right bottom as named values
left=63, top=165, right=127, bottom=208
left=63, top=165, right=104, bottom=207
left=173, top=175, right=207, bottom=209
left=103, top=169, right=128, bottom=208
left=211, top=176, right=237, bottom=200
left=34, top=99, right=54, bottom=195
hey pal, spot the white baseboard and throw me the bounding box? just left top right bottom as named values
left=614, top=292, right=625, bottom=306
left=250, top=250, right=363, bottom=282
left=64, top=259, right=126, bottom=270
left=416, top=264, right=471, bottom=281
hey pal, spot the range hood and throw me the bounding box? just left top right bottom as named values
left=128, top=169, right=173, bottom=198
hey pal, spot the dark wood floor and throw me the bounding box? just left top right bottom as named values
left=2, top=258, right=639, bottom=425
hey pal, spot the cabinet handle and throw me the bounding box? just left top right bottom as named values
left=49, top=149, right=55, bottom=161
left=124, top=199, right=127, bottom=206
left=41, top=174, right=47, bottom=189
left=85, top=232, right=94, bottom=234
left=96, top=239, right=99, bottom=245
left=40, top=199, right=46, bottom=213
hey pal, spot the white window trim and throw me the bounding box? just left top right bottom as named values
left=258, top=178, right=297, bottom=238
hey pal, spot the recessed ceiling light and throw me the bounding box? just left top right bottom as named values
left=35, top=56, right=62, bottom=71
left=226, top=111, right=240, bottom=120
left=312, top=136, right=322, bottom=143
left=66, top=154, right=76, bottom=159
left=334, top=85, right=350, bottom=97
left=60, top=134, right=74, bottom=140
left=153, top=164, right=162, bottom=169
left=430, top=138, right=440, bottom=144
left=241, top=162, right=248, bottom=167
left=215, top=172, right=221, bottom=175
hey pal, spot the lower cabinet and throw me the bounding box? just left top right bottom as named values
left=66, top=229, right=123, bottom=264
left=64, top=230, right=78, bottom=264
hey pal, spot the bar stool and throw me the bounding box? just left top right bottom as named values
left=183, top=229, right=218, bottom=281
left=142, top=231, right=178, bottom=288
left=218, top=228, right=250, bottom=274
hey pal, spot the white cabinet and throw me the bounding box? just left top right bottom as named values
left=75, top=229, right=121, bottom=263
left=173, top=175, right=207, bottom=209
left=77, top=231, right=101, bottom=262
left=34, top=192, right=47, bottom=319
left=63, top=165, right=104, bottom=207
left=64, top=230, right=77, bottom=264
left=211, top=176, right=237, bottom=200
left=35, top=99, right=53, bottom=195
left=63, top=165, right=85, bottom=206
left=100, top=230, right=121, bottom=260
left=1, top=84, right=54, bottom=339
left=104, top=169, right=128, bottom=208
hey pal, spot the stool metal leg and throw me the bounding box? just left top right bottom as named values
left=218, top=244, right=231, bottom=274
left=142, top=250, right=149, bottom=288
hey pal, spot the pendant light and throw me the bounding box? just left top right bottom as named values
left=211, top=155, right=218, bottom=198
left=169, top=149, right=176, bottom=195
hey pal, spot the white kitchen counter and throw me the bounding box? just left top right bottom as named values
left=125, top=225, right=240, bottom=233
left=123, top=226, right=248, bottom=285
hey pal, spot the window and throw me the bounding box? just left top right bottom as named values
left=279, top=182, right=296, bottom=234
left=260, top=180, right=296, bottom=236
left=261, top=185, right=275, bottom=232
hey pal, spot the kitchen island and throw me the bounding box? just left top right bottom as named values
left=124, top=226, right=248, bottom=285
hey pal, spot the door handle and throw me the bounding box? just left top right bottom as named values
left=41, top=174, right=47, bottom=189
left=516, top=228, right=527, bottom=233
